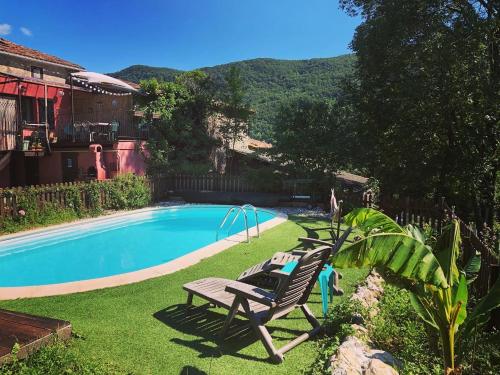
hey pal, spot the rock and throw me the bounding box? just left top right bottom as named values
left=331, top=336, right=369, bottom=375
left=365, top=359, right=398, bottom=375
left=368, top=350, right=402, bottom=369
left=351, top=324, right=368, bottom=336
left=330, top=337, right=400, bottom=375
left=331, top=272, right=400, bottom=375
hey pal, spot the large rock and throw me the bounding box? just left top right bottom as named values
left=331, top=336, right=368, bottom=375
left=365, top=359, right=398, bottom=375
left=350, top=271, right=384, bottom=316
left=331, top=336, right=399, bottom=375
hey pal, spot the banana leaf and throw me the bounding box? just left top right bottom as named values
left=409, top=291, right=438, bottom=328
left=332, top=232, right=448, bottom=288
left=343, top=208, right=404, bottom=235
left=452, top=274, right=468, bottom=327
left=461, top=277, right=500, bottom=338
left=463, top=252, right=481, bottom=284
left=434, top=221, right=462, bottom=286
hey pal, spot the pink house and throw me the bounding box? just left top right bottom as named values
left=0, top=38, right=148, bottom=187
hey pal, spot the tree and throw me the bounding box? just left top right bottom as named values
left=139, top=78, right=186, bottom=174
left=271, top=96, right=356, bottom=178
left=218, top=66, right=252, bottom=174
left=339, top=0, right=499, bottom=225
left=139, top=71, right=218, bottom=174
left=332, top=208, right=500, bottom=374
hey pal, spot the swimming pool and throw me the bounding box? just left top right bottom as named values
left=0, top=205, right=284, bottom=297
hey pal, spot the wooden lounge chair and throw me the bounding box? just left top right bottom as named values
left=237, top=227, right=352, bottom=294
left=183, top=246, right=331, bottom=363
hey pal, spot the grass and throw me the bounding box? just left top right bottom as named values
left=0, top=215, right=367, bottom=375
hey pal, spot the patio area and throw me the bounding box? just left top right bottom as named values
left=0, top=216, right=367, bottom=374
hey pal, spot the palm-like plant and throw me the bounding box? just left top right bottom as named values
left=332, top=208, right=499, bottom=375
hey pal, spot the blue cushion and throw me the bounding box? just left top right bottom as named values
left=281, top=261, right=298, bottom=274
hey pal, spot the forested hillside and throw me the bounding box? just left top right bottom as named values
left=110, top=54, right=355, bottom=141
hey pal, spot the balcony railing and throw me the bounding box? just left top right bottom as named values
left=54, top=112, right=149, bottom=146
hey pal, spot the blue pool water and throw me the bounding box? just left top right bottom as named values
left=0, top=205, right=276, bottom=287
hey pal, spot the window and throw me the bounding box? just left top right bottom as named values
left=21, top=97, right=35, bottom=124
left=37, top=99, right=55, bottom=128
left=31, top=66, right=43, bottom=79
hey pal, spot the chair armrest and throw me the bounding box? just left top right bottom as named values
left=298, top=237, right=333, bottom=247
left=225, top=282, right=276, bottom=307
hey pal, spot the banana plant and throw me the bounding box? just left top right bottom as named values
left=332, top=208, right=499, bottom=375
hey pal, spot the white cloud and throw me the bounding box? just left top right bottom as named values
left=20, top=27, right=32, bottom=36
left=0, top=24, right=12, bottom=35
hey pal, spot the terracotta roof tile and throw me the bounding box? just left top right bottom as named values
left=0, top=38, right=84, bottom=70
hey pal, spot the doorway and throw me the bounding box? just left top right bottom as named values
left=24, top=157, right=39, bottom=186
left=61, top=153, right=78, bottom=182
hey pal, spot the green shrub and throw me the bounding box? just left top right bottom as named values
left=459, top=328, right=500, bottom=375
left=369, top=285, right=443, bottom=375
left=0, top=174, right=151, bottom=234
left=0, top=341, right=123, bottom=375
left=304, top=298, right=366, bottom=375
left=366, top=284, right=500, bottom=375
left=103, top=173, right=151, bottom=210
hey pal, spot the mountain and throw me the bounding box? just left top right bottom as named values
left=110, top=54, right=356, bottom=141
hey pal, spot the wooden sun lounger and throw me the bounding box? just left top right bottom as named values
left=236, top=227, right=352, bottom=294
left=183, top=246, right=331, bottom=363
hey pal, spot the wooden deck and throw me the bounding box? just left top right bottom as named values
left=0, top=309, right=71, bottom=363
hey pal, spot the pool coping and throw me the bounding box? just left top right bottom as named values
left=0, top=205, right=287, bottom=300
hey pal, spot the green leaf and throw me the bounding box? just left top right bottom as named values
left=343, top=208, right=404, bottom=235
left=452, top=274, right=468, bottom=327
left=405, top=224, right=427, bottom=244
left=332, top=233, right=448, bottom=288
left=461, top=277, right=500, bottom=338
left=434, top=221, right=461, bottom=286
left=464, top=252, right=481, bottom=284
left=409, top=291, right=438, bottom=329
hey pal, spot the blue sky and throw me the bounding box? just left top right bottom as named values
left=0, top=0, right=360, bottom=73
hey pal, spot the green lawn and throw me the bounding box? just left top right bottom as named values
left=0, top=216, right=367, bottom=375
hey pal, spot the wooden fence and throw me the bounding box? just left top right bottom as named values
left=149, top=173, right=278, bottom=195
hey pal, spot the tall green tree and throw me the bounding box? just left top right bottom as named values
left=271, top=96, right=357, bottom=178
left=339, top=0, right=499, bottom=225
left=219, top=66, right=252, bottom=174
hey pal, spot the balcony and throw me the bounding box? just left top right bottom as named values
left=54, top=112, right=149, bottom=147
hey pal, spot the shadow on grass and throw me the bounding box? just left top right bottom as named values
left=290, top=216, right=334, bottom=239
left=179, top=365, right=208, bottom=375
left=154, top=303, right=309, bottom=364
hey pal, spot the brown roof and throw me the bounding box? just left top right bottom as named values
left=0, top=38, right=84, bottom=70
left=120, top=78, right=141, bottom=89
left=233, top=136, right=272, bottom=162
left=336, top=171, right=368, bottom=185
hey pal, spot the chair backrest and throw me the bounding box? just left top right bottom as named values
left=273, top=246, right=330, bottom=311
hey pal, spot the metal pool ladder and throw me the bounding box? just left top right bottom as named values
left=216, top=204, right=260, bottom=243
